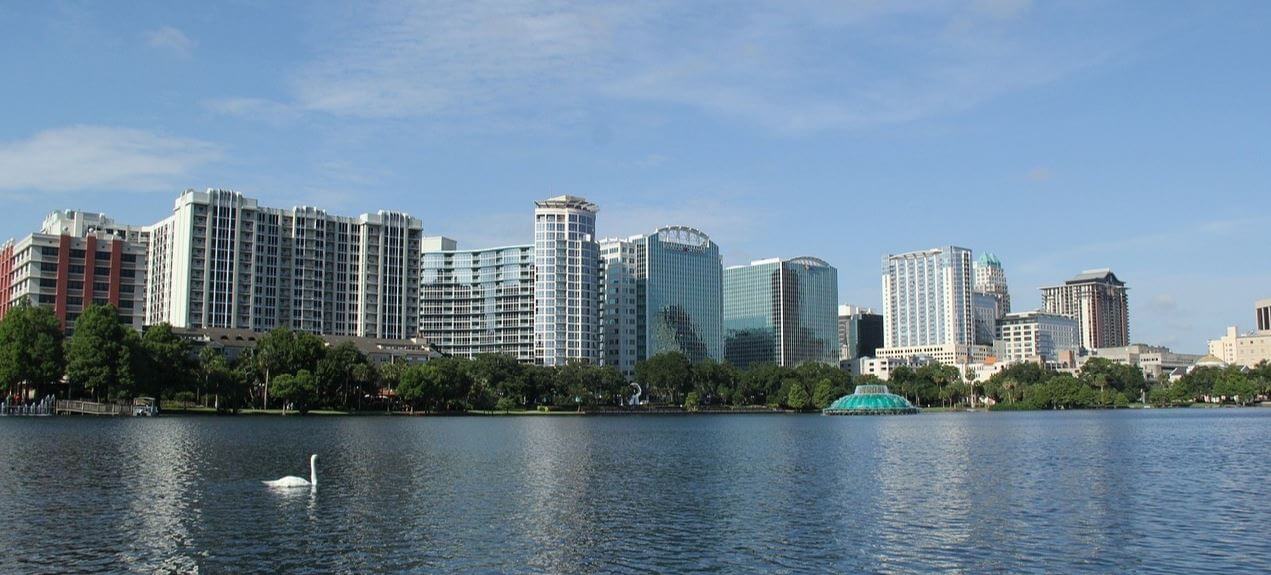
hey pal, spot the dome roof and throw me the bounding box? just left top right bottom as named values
left=824, top=385, right=919, bottom=415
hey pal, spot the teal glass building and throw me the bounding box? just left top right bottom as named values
left=600, top=226, right=722, bottom=377
left=723, top=257, right=839, bottom=369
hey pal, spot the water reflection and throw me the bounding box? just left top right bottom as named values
left=0, top=411, right=1268, bottom=574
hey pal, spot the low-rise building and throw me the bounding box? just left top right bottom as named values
left=1207, top=326, right=1271, bottom=368
left=1085, top=344, right=1202, bottom=382
left=874, top=343, right=992, bottom=369
left=173, top=326, right=440, bottom=365
left=993, top=311, right=1079, bottom=364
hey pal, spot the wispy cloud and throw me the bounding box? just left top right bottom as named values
left=146, top=26, right=195, bottom=57
left=213, top=0, right=1129, bottom=133
left=202, top=97, right=301, bottom=124
left=0, top=126, right=221, bottom=193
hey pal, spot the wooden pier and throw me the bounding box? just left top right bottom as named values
left=54, top=399, right=156, bottom=416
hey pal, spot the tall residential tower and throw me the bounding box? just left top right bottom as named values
left=533, top=195, right=600, bottom=366
left=146, top=189, right=422, bottom=338
left=1040, top=269, right=1129, bottom=350
left=877, top=246, right=987, bottom=365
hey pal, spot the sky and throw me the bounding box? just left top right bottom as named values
left=1, top=0, right=1268, bottom=353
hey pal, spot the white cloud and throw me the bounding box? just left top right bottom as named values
left=0, top=126, right=221, bottom=193
left=146, top=26, right=195, bottom=56
left=259, top=0, right=1123, bottom=133
left=202, top=97, right=301, bottom=124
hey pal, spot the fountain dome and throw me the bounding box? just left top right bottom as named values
left=823, top=384, right=919, bottom=415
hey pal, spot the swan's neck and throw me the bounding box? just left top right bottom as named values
left=310, top=458, right=317, bottom=486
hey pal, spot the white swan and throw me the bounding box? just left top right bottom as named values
left=264, top=454, right=318, bottom=488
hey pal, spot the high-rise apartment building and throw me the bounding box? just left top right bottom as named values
left=973, top=252, right=1010, bottom=318
left=1040, top=269, right=1129, bottom=350
left=0, top=211, right=149, bottom=331
left=723, top=257, right=838, bottom=369
left=837, top=305, right=883, bottom=362
left=600, top=226, right=722, bottom=377
left=533, top=195, right=600, bottom=366
left=146, top=189, right=422, bottom=338
left=877, top=246, right=987, bottom=365
left=419, top=238, right=534, bottom=362
left=1257, top=298, right=1271, bottom=333
left=993, top=311, right=1079, bottom=364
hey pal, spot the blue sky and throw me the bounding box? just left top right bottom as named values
left=1, top=0, right=1268, bottom=352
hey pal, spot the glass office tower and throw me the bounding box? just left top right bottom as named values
left=600, top=226, right=722, bottom=377
left=723, top=257, right=839, bottom=369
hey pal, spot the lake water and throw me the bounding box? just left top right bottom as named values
left=0, top=410, right=1267, bottom=574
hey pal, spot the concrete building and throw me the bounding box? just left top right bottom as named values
left=973, top=252, right=1010, bottom=318
left=0, top=211, right=149, bottom=331
left=1257, top=298, right=1271, bottom=332
left=993, top=311, right=1079, bottom=364
left=146, top=189, right=422, bottom=339
left=724, top=257, right=839, bottom=369
left=838, top=305, right=883, bottom=363
left=1086, top=344, right=1201, bottom=382
left=877, top=246, right=988, bottom=366
left=1207, top=326, right=1271, bottom=368
left=533, top=195, right=600, bottom=366
left=419, top=238, right=535, bottom=362
left=1041, top=269, right=1129, bottom=350
left=600, top=226, right=722, bottom=377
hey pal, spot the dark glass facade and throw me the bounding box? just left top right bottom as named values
left=643, top=227, right=723, bottom=363
left=724, top=257, right=839, bottom=369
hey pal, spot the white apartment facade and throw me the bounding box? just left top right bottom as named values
left=419, top=238, right=535, bottom=362
left=993, top=310, right=1080, bottom=364
left=878, top=246, right=988, bottom=366
left=146, top=189, right=422, bottom=339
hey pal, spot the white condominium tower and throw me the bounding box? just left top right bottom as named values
left=419, top=237, right=535, bottom=362
left=533, top=195, right=600, bottom=366
left=878, top=246, right=985, bottom=365
left=146, top=189, right=422, bottom=338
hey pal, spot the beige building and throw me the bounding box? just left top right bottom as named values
left=1207, top=326, right=1271, bottom=368
left=1086, top=344, right=1201, bottom=382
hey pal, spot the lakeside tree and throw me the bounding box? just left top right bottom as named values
left=315, top=342, right=374, bottom=410
left=255, top=328, right=326, bottom=408
left=271, top=369, right=317, bottom=413
left=635, top=351, right=692, bottom=404
left=66, top=304, right=139, bottom=401
left=138, top=323, right=196, bottom=404
left=0, top=301, right=65, bottom=399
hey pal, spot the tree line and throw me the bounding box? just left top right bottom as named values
left=979, top=358, right=1269, bottom=410
left=0, top=302, right=861, bottom=413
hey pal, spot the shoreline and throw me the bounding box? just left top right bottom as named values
left=129, top=402, right=1270, bottom=417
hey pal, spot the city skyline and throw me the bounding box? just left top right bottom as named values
left=3, top=2, right=1270, bottom=352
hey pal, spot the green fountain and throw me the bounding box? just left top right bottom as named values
left=823, top=384, right=919, bottom=416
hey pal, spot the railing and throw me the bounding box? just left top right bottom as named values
left=55, top=399, right=156, bottom=416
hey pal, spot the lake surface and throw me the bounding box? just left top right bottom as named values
left=1, top=410, right=1268, bottom=574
